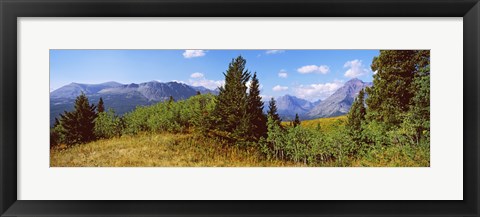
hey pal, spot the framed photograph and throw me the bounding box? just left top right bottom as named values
left=1, top=0, right=479, bottom=216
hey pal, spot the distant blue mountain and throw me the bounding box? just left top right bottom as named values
left=50, top=81, right=218, bottom=126
left=191, top=86, right=220, bottom=95
left=307, top=78, right=372, bottom=118
left=50, top=81, right=123, bottom=99
left=275, top=95, right=318, bottom=120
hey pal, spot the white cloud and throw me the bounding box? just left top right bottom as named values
left=373, top=70, right=378, bottom=75
left=278, top=69, right=288, bottom=78
left=260, top=95, right=274, bottom=102
left=183, top=50, right=206, bottom=58
left=344, top=59, right=370, bottom=78
left=272, top=85, right=289, bottom=92
left=297, top=65, right=330, bottom=74
left=190, top=72, right=204, bottom=78
left=188, top=73, right=223, bottom=90
left=189, top=78, right=224, bottom=90
left=294, top=81, right=344, bottom=101
left=265, top=50, right=285, bottom=55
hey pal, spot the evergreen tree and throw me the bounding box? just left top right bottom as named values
left=405, top=58, right=430, bottom=144
left=366, top=50, right=429, bottom=128
left=196, top=90, right=201, bottom=95
left=247, top=72, right=267, bottom=140
left=97, top=97, right=105, bottom=113
left=267, top=97, right=281, bottom=126
left=293, top=113, right=301, bottom=127
left=53, top=117, right=60, bottom=127
left=364, top=50, right=430, bottom=146
left=212, top=56, right=251, bottom=140
left=59, top=93, right=97, bottom=145
left=347, top=89, right=366, bottom=144
left=168, top=96, right=175, bottom=103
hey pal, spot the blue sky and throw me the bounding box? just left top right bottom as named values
left=50, top=49, right=379, bottom=101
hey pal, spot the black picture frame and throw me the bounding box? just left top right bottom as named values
left=1, top=0, right=479, bottom=216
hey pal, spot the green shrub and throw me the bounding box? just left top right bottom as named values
left=261, top=116, right=354, bottom=166
left=94, top=109, right=124, bottom=139
left=122, top=94, right=217, bottom=135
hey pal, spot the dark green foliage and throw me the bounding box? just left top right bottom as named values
left=347, top=89, right=366, bottom=145
left=267, top=97, right=281, bottom=126
left=364, top=50, right=430, bottom=146
left=247, top=72, right=267, bottom=140
left=407, top=63, right=430, bottom=144
left=168, top=96, right=174, bottom=103
left=53, top=117, right=60, bottom=127
left=196, top=91, right=201, bottom=95
left=212, top=56, right=251, bottom=140
left=367, top=50, right=429, bottom=128
left=57, top=93, right=97, bottom=145
left=97, top=97, right=105, bottom=113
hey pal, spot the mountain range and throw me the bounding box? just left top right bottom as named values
left=265, top=78, right=372, bottom=120
left=307, top=78, right=372, bottom=118
left=269, top=95, right=321, bottom=120
left=50, top=78, right=371, bottom=126
left=50, top=81, right=218, bottom=126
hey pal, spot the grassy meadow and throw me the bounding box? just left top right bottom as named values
left=50, top=132, right=302, bottom=167
left=51, top=115, right=429, bottom=167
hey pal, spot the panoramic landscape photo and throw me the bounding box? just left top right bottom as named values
left=50, top=49, right=430, bottom=167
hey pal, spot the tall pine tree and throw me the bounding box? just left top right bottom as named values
left=366, top=50, right=429, bottom=128
left=97, top=97, right=105, bottom=113
left=59, top=93, right=98, bottom=145
left=212, top=56, right=251, bottom=140
left=267, top=97, right=281, bottom=126
left=405, top=52, right=430, bottom=144
left=364, top=50, right=430, bottom=146
left=247, top=72, right=267, bottom=140
left=347, top=88, right=366, bottom=144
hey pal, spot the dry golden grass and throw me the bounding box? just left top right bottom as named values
left=282, top=115, right=347, bottom=132
left=50, top=133, right=305, bottom=167
left=299, top=115, right=347, bottom=131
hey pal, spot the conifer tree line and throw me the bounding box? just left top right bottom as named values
left=346, top=50, right=430, bottom=148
